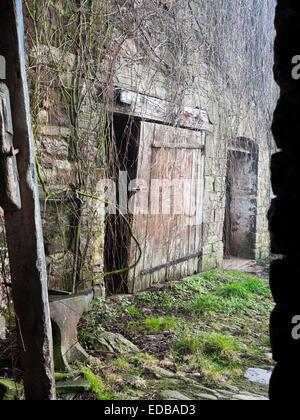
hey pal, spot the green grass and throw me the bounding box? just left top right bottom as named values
left=173, top=332, right=241, bottom=364
left=145, top=316, right=179, bottom=333
left=224, top=272, right=270, bottom=295
left=171, top=277, right=207, bottom=296
left=240, top=277, right=270, bottom=296
left=79, top=269, right=274, bottom=398
left=215, top=282, right=250, bottom=299
left=187, top=294, right=225, bottom=314
left=125, top=305, right=143, bottom=318
left=136, top=292, right=161, bottom=306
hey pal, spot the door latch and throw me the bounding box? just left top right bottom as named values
left=0, top=82, right=21, bottom=212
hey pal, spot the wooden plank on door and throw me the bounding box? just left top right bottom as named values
left=129, top=122, right=205, bottom=292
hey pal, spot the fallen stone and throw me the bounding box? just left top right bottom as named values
left=153, top=367, right=175, bottom=378
left=56, top=377, right=92, bottom=395
left=222, top=383, right=240, bottom=393
left=55, top=372, right=76, bottom=382
left=159, top=390, right=191, bottom=400
left=232, top=393, right=268, bottom=401
left=216, top=389, right=234, bottom=397
left=0, top=379, right=23, bottom=400
left=89, top=332, right=139, bottom=354
left=244, top=368, right=272, bottom=386
left=184, top=379, right=220, bottom=397
left=239, top=390, right=257, bottom=396
left=196, top=393, right=218, bottom=401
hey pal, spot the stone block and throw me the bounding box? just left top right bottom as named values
left=41, top=125, right=61, bottom=137
left=41, top=137, right=69, bottom=159
left=212, top=241, right=224, bottom=254
left=86, top=331, right=139, bottom=354
left=203, top=209, right=214, bottom=224
left=159, top=390, right=191, bottom=400
left=49, top=290, right=94, bottom=372
left=56, top=377, right=92, bottom=395
left=60, top=127, right=71, bottom=138
left=201, top=253, right=217, bottom=272
left=202, top=244, right=213, bottom=256
left=214, top=208, right=224, bottom=222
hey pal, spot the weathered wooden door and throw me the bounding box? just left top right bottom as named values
left=128, top=122, right=205, bottom=292
left=223, top=138, right=258, bottom=259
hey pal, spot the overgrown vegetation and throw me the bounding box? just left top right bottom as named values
left=12, top=0, right=276, bottom=296
left=78, top=270, right=274, bottom=400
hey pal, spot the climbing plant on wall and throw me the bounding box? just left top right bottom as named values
left=0, top=0, right=277, bottom=298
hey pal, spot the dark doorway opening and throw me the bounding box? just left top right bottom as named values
left=223, top=138, right=259, bottom=259
left=104, top=114, right=140, bottom=295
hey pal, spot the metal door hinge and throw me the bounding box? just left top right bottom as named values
left=0, top=82, right=21, bottom=212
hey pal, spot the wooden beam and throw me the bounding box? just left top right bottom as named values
left=0, top=0, right=55, bottom=400
left=115, top=89, right=214, bottom=132
left=152, top=142, right=205, bottom=150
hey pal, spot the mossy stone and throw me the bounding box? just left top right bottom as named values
left=87, top=332, right=139, bottom=354
left=56, top=377, right=92, bottom=395
left=55, top=372, right=76, bottom=382
left=0, top=379, right=23, bottom=400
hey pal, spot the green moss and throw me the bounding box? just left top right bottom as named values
left=0, top=379, right=24, bottom=401
left=55, top=372, right=75, bottom=381
left=82, top=367, right=115, bottom=400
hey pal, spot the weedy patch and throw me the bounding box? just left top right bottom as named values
left=78, top=269, right=274, bottom=398
left=125, top=305, right=143, bottom=318
left=145, top=316, right=180, bottom=333
left=215, top=283, right=250, bottom=299
left=173, top=332, right=242, bottom=364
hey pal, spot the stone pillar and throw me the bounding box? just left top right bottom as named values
left=269, top=0, right=300, bottom=400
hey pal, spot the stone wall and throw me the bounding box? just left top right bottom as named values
left=104, top=0, right=277, bottom=273
left=9, top=0, right=278, bottom=296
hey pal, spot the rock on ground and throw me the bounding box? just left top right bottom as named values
left=88, top=332, right=140, bottom=354
left=244, top=368, right=272, bottom=386
left=159, top=390, right=191, bottom=400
